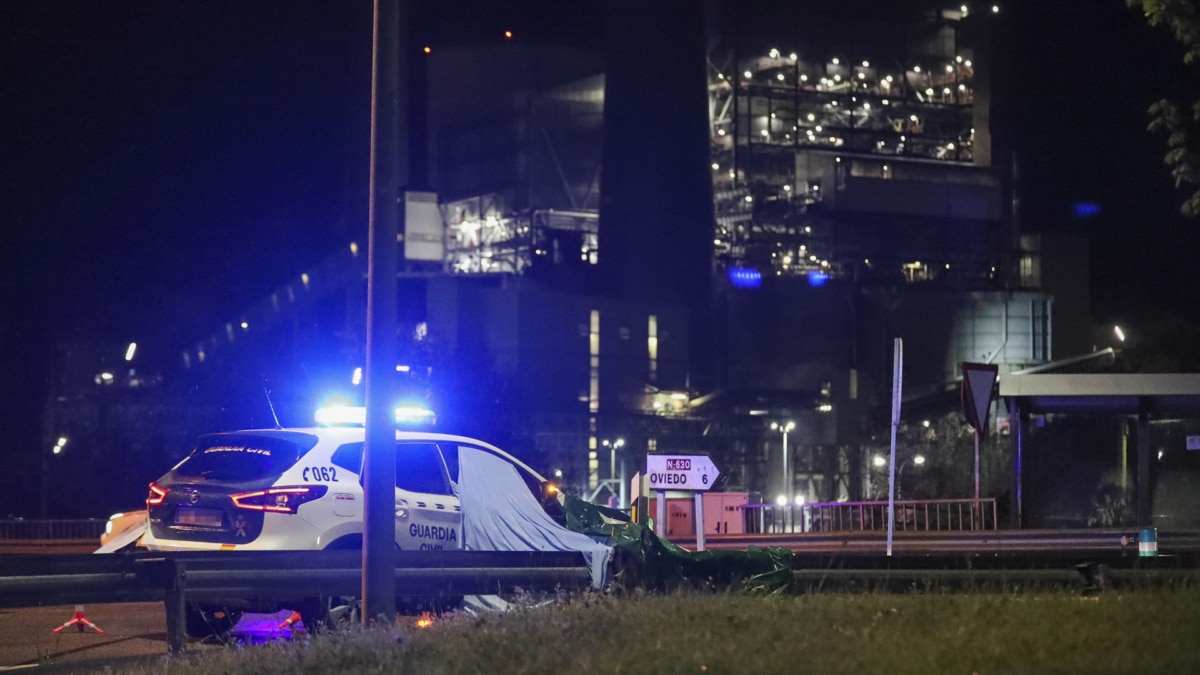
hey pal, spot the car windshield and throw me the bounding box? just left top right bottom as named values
left=174, top=433, right=315, bottom=481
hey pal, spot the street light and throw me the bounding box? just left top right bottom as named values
left=601, top=438, right=626, bottom=508
left=901, top=453, right=926, bottom=486
left=771, top=421, right=795, bottom=504
left=42, top=436, right=68, bottom=518
left=875, top=453, right=925, bottom=499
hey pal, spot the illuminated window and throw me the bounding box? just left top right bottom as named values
left=648, top=315, right=658, bottom=384
left=589, top=310, right=600, bottom=414
left=1019, top=255, right=1041, bottom=288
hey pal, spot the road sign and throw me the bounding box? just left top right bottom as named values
left=961, top=362, right=999, bottom=438
left=961, top=361, right=998, bottom=508
left=646, top=455, right=720, bottom=491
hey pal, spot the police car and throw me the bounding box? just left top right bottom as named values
left=141, top=418, right=551, bottom=554
left=136, top=405, right=566, bottom=634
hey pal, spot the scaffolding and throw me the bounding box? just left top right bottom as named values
left=709, top=3, right=995, bottom=286
left=442, top=194, right=599, bottom=275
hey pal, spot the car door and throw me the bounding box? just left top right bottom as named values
left=393, top=442, right=461, bottom=551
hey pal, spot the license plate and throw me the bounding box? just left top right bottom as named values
left=175, top=506, right=223, bottom=527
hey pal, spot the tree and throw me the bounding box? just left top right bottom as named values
left=1128, top=0, right=1200, bottom=217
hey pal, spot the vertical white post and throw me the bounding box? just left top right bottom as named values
left=782, top=431, right=790, bottom=505
left=887, top=338, right=903, bottom=557
left=656, top=489, right=667, bottom=537
left=694, top=492, right=706, bottom=551
left=974, top=431, right=981, bottom=528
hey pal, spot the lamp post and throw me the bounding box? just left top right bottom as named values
left=41, top=436, right=67, bottom=519
left=897, top=453, right=925, bottom=499
left=602, top=438, right=626, bottom=508
left=768, top=417, right=796, bottom=502
left=873, top=452, right=925, bottom=499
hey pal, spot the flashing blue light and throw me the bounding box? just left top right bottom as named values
left=394, top=403, right=436, bottom=426
left=1072, top=202, right=1101, bottom=218
left=315, top=401, right=436, bottom=427
left=728, top=267, right=763, bottom=289
left=807, top=271, right=830, bottom=287
left=315, top=402, right=363, bottom=426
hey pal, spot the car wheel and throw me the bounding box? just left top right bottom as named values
left=298, top=594, right=360, bottom=633
left=184, top=603, right=242, bottom=639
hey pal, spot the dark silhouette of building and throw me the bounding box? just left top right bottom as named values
left=42, top=0, right=1081, bottom=516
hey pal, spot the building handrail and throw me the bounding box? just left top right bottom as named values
left=744, top=498, right=999, bottom=534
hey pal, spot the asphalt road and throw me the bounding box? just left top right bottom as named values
left=0, top=602, right=222, bottom=673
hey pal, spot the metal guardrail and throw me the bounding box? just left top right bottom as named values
left=0, top=550, right=592, bottom=653
left=669, top=528, right=1200, bottom=556
left=0, top=519, right=107, bottom=541
left=744, top=498, right=999, bottom=534
left=791, top=564, right=1200, bottom=591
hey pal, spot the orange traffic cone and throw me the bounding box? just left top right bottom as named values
left=278, top=611, right=303, bottom=630
left=53, top=605, right=104, bottom=634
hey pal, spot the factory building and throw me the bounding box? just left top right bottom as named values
left=93, top=1, right=1066, bottom=510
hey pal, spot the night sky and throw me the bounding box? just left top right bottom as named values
left=998, top=0, right=1200, bottom=319
left=2, top=1, right=1198, bottom=477
left=1, top=1, right=606, bottom=476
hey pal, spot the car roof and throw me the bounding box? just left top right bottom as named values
left=209, top=427, right=547, bottom=482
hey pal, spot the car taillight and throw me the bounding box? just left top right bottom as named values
left=147, top=482, right=168, bottom=507
left=230, top=486, right=328, bottom=514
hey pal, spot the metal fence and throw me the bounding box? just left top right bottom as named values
left=0, top=519, right=107, bottom=541
left=745, top=498, right=999, bottom=534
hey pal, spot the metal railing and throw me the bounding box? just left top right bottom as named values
left=0, top=549, right=592, bottom=653
left=744, top=498, right=999, bottom=534
left=0, top=519, right=106, bottom=541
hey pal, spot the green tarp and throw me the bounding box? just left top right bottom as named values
left=561, top=495, right=794, bottom=595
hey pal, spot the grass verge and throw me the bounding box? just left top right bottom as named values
left=123, top=587, right=1200, bottom=675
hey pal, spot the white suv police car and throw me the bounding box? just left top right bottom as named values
left=141, top=426, right=551, bottom=554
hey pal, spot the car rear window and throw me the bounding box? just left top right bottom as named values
left=330, top=443, right=365, bottom=476
left=174, top=433, right=316, bottom=481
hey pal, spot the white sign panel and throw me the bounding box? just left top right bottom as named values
left=646, top=455, right=720, bottom=491
left=1188, top=435, right=1200, bottom=451
left=404, top=191, right=445, bottom=262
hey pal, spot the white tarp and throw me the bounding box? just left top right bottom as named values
left=93, top=516, right=147, bottom=553
left=458, top=448, right=612, bottom=589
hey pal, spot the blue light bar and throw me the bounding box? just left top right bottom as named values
left=807, top=271, right=829, bottom=287
left=315, top=403, right=364, bottom=426
left=394, top=403, right=436, bottom=426
left=314, top=403, right=436, bottom=427
left=1072, top=202, right=1101, bottom=218
left=728, top=267, right=762, bottom=289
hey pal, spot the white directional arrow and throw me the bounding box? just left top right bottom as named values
left=645, top=454, right=721, bottom=492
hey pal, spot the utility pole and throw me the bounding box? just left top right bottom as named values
left=363, top=0, right=404, bottom=626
